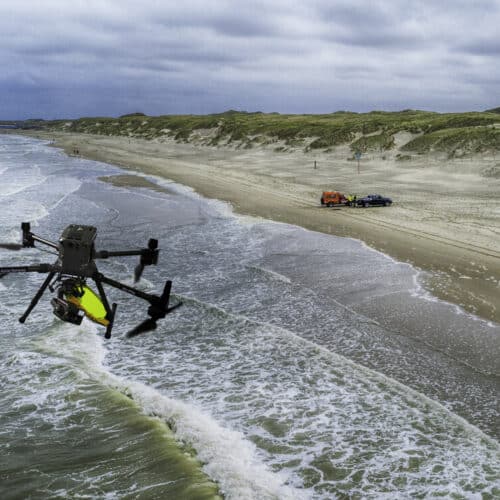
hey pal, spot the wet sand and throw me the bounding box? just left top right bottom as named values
left=16, top=131, right=500, bottom=324
left=98, top=174, right=173, bottom=194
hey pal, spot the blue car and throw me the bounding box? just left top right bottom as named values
left=357, top=194, right=392, bottom=207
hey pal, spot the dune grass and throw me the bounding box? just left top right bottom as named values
left=41, top=109, right=500, bottom=154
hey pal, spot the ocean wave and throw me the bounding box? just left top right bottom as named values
left=37, top=324, right=304, bottom=500
left=106, top=295, right=500, bottom=498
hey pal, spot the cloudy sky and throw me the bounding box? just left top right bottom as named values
left=1, top=0, right=499, bottom=119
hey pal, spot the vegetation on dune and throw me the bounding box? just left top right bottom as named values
left=350, top=132, right=395, bottom=152
left=486, top=106, right=500, bottom=114
left=481, top=164, right=500, bottom=178
left=36, top=109, right=500, bottom=155
left=119, top=112, right=146, bottom=118
left=401, top=126, right=500, bottom=156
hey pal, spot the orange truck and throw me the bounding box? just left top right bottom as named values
left=320, top=191, right=347, bottom=207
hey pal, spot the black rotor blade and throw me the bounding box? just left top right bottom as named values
left=167, top=302, right=183, bottom=314
left=159, top=280, right=172, bottom=309
left=126, top=318, right=157, bottom=338
left=134, top=262, right=145, bottom=283
left=0, top=243, right=23, bottom=250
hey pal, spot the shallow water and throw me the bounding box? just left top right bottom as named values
left=0, top=135, right=499, bottom=499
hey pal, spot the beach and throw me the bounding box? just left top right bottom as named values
left=1, top=133, right=499, bottom=497
left=22, top=130, right=499, bottom=324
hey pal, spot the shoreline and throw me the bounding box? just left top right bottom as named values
left=11, top=130, right=500, bottom=324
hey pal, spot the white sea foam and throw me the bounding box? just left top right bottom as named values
left=0, top=165, right=47, bottom=197
left=140, top=171, right=254, bottom=222
left=246, top=265, right=292, bottom=284
left=47, top=177, right=83, bottom=211
left=410, top=268, right=499, bottom=328
left=39, top=325, right=304, bottom=500
left=108, top=295, right=500, bottom=497
left=0, top=199, right=49, bottom=229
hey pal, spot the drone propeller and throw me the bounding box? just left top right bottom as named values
left=133, top=238, right=158, bottom=283
left=133, top=262, right=144, bottom=283
left=126, top=280, right=182, bottom=338
left=126, top=318, right=157, bottom=338
left=0, top=223, right=36, bottom=251
left=0, top=243, right=23, bottom=250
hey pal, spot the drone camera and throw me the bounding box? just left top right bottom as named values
left=51, top=297, right=84, bottom=325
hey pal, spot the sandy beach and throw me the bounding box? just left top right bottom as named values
left=16, top=130, right=500, bottom=324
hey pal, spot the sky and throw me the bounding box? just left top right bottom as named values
left=1, top=0, right=499, bottom=119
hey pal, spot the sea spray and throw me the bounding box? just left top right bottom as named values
left=37, top=323, right=305, bottom=500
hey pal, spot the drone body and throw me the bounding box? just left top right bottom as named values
left=0, top=223, right=182, bottom=338
left=57, top=224, right=98, bottom=276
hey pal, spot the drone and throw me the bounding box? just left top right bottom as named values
left=0, top=222, right=182, bottom=338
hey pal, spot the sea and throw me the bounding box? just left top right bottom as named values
left=0, top=134, right=499, bottom=499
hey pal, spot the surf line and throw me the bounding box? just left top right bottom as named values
left=36, top=323, right=302, bottom=500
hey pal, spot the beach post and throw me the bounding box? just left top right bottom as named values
left=355, top=151, right=361, bottom=174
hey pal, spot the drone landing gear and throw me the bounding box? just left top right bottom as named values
left=19, top=271, right=56, bottom=324
left=105, top=303, right=117, bottom=339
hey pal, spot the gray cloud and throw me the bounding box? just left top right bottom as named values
left=210, top=16, right=278, bottom=38
left=0, top=0, right=499, bottom=119
left=457, top=39, right=500, bottom=56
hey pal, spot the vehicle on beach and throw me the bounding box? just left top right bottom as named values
left=320, top=191, right=348, bottom=206
left=320, top=192, right=392, bottom=208
left=355, top=194, right=392, bottom=207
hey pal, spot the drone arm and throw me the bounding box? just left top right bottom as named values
left=21, top=222, right=58, bottom=250
left=95, top=249, right=144, bottom=258
left=95, top=239, right=159, bottom=283
left=30, top=235, right=58, bottom=250
left=96, top=273, right=156, bottom=303
left=0, top=263, right=55, bottom=275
